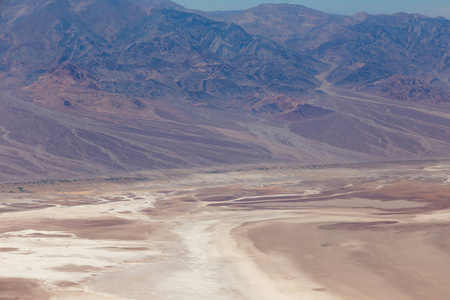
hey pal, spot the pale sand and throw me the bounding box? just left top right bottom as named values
left=240, top=211, right=450, bottom=300
left=0, top=162, right=449, bottom=299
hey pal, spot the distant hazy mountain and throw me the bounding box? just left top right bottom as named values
left=129, top=0, right=184, bottom=9
left=0, top=0, right=449, bottom=181
left=214, top=4, right=450, bottom=102
left=208, top=4, right=336, bottom=43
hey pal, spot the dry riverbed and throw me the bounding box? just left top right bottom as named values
left=0, top=162, right=449, bottom=299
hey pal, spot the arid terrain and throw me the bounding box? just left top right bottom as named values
left=0, top=0, right=449, bottom=181
left=0, top=1, right=449, bottom=299
left=0, top=161, right=449, bottom=299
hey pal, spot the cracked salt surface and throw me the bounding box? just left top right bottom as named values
left=94, top=193, right=155, bottom=220
left=106, top=222, right=240, bottom=299
left=0, top=228, right=161, bottom=284
left=0, top=192, right=159, bottom=287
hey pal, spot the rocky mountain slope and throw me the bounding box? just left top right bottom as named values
left=216, top=4, right=449, bottom=103
left=0, top=0, right=322, bottom=109
left=0, top=0, right=449, bottom=181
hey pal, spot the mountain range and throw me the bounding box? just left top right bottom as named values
left=0, top=0, right=449, bottom=181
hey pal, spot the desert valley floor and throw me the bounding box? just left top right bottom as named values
left=1, top=161, right=450, bottom=300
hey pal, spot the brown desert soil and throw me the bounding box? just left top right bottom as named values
left=0, top=161, right=449, bottom=299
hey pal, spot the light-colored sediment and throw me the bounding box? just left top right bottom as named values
left=0, top=162, right=449, bottom=299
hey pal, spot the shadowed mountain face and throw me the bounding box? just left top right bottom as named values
left=0, top=0, right=449, bottom=181
left=217, top=5, right=450, bottom=103
left=0, top=0, right=322, bottom=107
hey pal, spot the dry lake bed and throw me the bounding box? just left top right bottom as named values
left=1, top=161, right=450, bottom=300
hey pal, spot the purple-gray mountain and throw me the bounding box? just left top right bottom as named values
left=0, top=0, right=449, bottom=181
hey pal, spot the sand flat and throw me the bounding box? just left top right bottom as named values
left=0, top=162, right=449, bottom=299
left=242, top=216, right=450, bottom=300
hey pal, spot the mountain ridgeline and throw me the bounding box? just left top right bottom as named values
left=1, top=0, right=448, bottom=105
left=210, top=4, right=449, bottom=102
left=0, top=0, right=321, bottom=107
left=0, top=0, right=449, bottom=181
